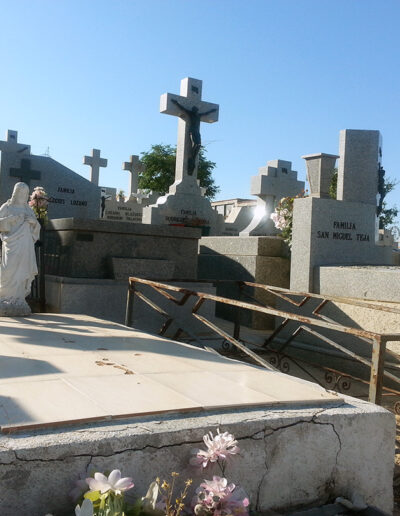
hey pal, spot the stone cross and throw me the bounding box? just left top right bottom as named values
left=10, top=159, right=41, bottom=186
left=122, top=155, right=144, bottom=196
left=83, top=148, right=108, bottom=186
left=160, top=77, right=219, bottom=182
left=0, top=130, right=31, bottom=155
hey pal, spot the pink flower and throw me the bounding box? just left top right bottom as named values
left=86, top=470, right=134, bottom=495
left=192, top=476, right=249, bottom=516
left=191, top=429, right=239, bottom=468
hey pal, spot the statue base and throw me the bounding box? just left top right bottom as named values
left=0, top=297, right=32, bottom=317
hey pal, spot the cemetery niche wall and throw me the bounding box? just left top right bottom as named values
left=290, top=129, right=393, bottom=294
left=0, top=131, right=100, bottom=220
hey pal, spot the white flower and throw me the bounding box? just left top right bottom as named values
left=75, top=499, right=94, bottom=516
left=86, top=469, right=134, bottom=494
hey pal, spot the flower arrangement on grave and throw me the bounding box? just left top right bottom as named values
left=270, top=190, right=307, bottom=249
left=117, top=189, right=126, bottom=202
left=59, top=428, right=249, bottom=516
left=28, top=186, right=49, bottom=225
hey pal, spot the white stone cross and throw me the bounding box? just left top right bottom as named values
left=0, top=130, right=31, bottom=155
left=160, top=77, right=219, bottom=182
left=122, top=155, right=145, bottom=196
left=83, top=148, right=108, bottom=186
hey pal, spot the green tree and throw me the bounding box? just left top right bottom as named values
left=138, top=144, right=220, bottom=199
left=379, top=178, right=399, bottom=229
left=329, top=168, right=398, bottom=229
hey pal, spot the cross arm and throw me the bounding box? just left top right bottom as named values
left=199, top=102, right=219, bottom=123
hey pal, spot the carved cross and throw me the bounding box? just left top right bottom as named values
left=0, top=130, right=30, bottom=155
left=160, top=77, right=219, bottom=181
left=83, top=148, right=108, bottom=186
left=122, top=155, right=144, bottom=196
left=10, top=159, right=41, bottom=186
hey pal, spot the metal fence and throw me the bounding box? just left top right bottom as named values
left=125, top=276, right=400, bottom=406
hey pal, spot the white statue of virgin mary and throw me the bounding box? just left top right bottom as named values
left=0, top=182, right=41, bottom=316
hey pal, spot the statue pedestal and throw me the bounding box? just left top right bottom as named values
left=0, top=297, right=31, bottom=316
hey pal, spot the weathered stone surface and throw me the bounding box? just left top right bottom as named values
left=45, top=218, right=201, bottom=279
left=111, top=257, right=175, bottom=280
left=0, top=397, right=394, bottom=515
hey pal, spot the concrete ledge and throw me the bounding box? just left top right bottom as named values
left=199, top=236, right=288, bottom=257
left=0, top=397, right=394, bottom=515
left=316, top=265, right=400, bottom=302
left=48, top=217, right=201, bottom=239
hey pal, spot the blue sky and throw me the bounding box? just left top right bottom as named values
left=0, top=0, right=399, bottom=210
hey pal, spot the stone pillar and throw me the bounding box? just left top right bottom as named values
left=337, top=130, right=382, bottom=205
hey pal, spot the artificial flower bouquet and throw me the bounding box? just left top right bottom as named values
left=29, top=186, right=49, bottom=224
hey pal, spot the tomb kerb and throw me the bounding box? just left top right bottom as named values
left=290, top=129, right=391, bottom=293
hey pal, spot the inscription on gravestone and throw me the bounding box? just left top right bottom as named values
left=316, top=221, right=370, bottom=242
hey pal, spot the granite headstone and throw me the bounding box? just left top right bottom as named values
left=240, top=159, right=305, bottom=236
left=290, top=129, right=391, bottom=293
left=0, top=131, right=100, bottom=219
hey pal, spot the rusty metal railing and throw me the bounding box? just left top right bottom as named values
left=125, top=277, right=400, bottom=406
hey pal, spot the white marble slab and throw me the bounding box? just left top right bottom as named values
left=0, top=314, right=340, bottom=431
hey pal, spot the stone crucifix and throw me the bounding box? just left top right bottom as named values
left=122, top=155, right=145, bottom=197
left=160, top=77, right=219, bottom=181
left=83, top=148, right=108, bottom=186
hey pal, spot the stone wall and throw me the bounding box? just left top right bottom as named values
left=198, top=236, right=290, bottom=329
left=0, top=398, right=394, bottom=515
left=44, top=218, right=201, bottom=279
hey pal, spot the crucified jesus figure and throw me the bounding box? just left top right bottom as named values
left=171, top=99, right=217, bottom=175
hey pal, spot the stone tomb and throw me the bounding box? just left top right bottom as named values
left=44, top=218, right=210, bottom=328
left=240, top=159, right=305, bottom=236
left=142, top=77, right=224, bottom=235
left=0, top=131, right=100, bottom=219
left=0, top=313, right=394, bottom=515
left=291, top=129, right=392, bottom=293
left=198, top=236, right=290, bottom=329
left=222, top=199, right=257, bottom=236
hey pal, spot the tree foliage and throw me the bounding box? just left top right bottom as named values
left=329, top=168, right=398, bottom=229
left=138, top=144, right=220, bottom=199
